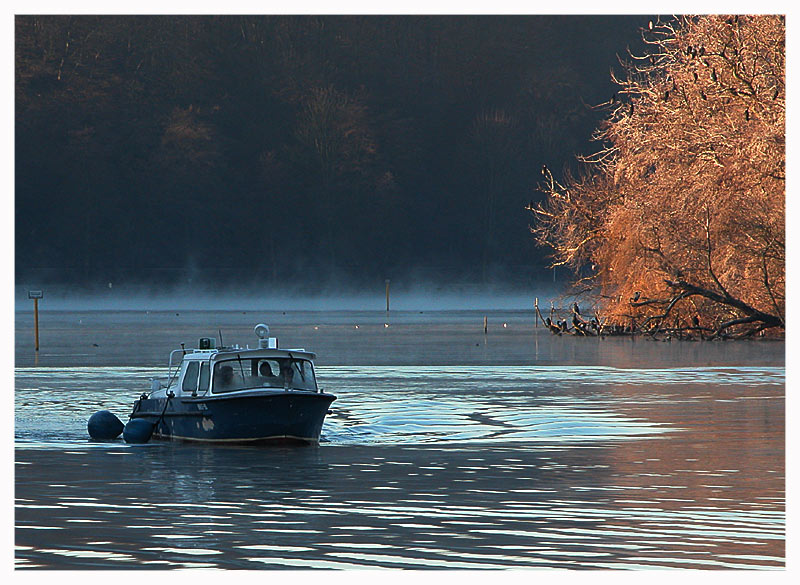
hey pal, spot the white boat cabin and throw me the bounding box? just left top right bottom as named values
left=151, top=332, right=319, bottom=398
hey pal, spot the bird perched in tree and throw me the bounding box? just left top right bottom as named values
left=700, top=91, right=707, bottom=100
left=745, top=108, right=750, bottom=121
left=631, top=291, right=641, bottom=302
left=648, top=20, right=653, bottom=30
left=711, top=68, right=717, bottom=82
left=629, top=102, right=634, bottom=116
left=572, top=302, right=581, bottom=315
left=692, top=315, right=700, bottom=328
left=541, top=164, right=549, bottom=177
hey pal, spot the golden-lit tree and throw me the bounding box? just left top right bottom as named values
left=531, top=15, right=785, bottom=338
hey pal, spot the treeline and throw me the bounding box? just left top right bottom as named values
left=16, top=15, right=647, bottom=288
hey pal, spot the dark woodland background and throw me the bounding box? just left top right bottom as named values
left=15, top=15, right=650, bottom=291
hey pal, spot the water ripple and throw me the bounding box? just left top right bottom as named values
left=15, top=361, right=784, bottom=569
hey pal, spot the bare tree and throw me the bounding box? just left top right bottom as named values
left=531, top=15, right=785, bottom=338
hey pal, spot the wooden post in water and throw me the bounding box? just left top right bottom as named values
left=28, top=290, right=43, bottom=352
left=483, top=315, right=488, bottom=335
left=385, top=279, right=390, bottom=312
left=33, top=298, right=39, bottom=352
left=534, top=297, right=539, bottom=327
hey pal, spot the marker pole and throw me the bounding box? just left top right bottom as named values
left=34, top=298, right=39, bottom=352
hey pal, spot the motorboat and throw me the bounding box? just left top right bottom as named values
left=123, top=324, right=336, bottom=445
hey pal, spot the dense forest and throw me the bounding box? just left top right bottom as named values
left=16, top=15, right=649, bottom=290
left=532, top=15, right=785, bottom=338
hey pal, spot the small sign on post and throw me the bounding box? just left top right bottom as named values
left=28, top=290, right=43, bottom=352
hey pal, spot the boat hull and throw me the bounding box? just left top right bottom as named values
left=130, top=391, right=336, bottom=445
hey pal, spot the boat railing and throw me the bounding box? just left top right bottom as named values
left=164, top=348, right=186, bottom=390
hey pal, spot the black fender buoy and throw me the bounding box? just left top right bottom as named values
left=123, top=418, right=156, bottom=444
left=87, top=410, right=124, bottom=441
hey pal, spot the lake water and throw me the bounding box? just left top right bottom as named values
left=14, top=309, right=785, bottom=569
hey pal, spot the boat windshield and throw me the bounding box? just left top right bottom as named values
left=212, top=357, right=316, bottom=393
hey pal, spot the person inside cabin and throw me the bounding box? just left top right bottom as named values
left=215, top=364, right=234, bottom=390
left=258, top=361, right=280, bottom=387
left=279, top=360, right=295, bottom=389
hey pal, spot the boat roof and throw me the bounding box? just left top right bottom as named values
left=184, top=347, right=317, bottom=361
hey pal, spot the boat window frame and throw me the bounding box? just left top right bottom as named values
left=211, top=355, right=319, bottom=394
left=198, top=362, right=210, bottom=394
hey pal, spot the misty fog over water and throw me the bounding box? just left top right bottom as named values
left=13, top=285, right=561, bottom=313
left=14, top=307, right=784, bottom=369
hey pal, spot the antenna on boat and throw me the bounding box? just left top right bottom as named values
left=218, top=328, right=224, bottom=348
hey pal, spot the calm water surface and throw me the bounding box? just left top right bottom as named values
left=15, top=310, right=784, bottom=569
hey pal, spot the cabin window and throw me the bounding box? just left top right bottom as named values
left=291, top=360, right=317, bottom=392
left=212, top=357, right=317, bottom=393
left=198, top=362, right=210, bottom=393
left=182, top=361, right=199, bottom=393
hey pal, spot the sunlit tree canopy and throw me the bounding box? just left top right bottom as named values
left=531, top=14, right=785, bottom=338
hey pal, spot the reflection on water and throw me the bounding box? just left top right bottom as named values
left=16, top=440, right=784, bottom=569
left=16, top=362, right=784, bottom=569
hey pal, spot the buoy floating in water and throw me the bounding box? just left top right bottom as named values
left=87, top=410, right=124, bottom=441
left=87, top=410, right=158, bottom=443
left=123, top=419, right=156, bottom=444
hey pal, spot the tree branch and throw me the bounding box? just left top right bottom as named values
left=665, top=278, right=783, bottom=330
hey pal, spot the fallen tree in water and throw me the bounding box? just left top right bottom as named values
left=529, top=15, right=785, bottom=339
left=534, top=297, right=777, bottom=341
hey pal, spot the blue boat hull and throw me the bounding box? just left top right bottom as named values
left=129, top=392, right=336, bottom=445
